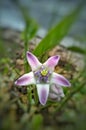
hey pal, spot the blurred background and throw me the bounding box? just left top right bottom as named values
left=0, top=1, right=86, bottom=130
left=0, top=0, right=86, bottom=58
left=0, top=0, right=86, bottom=36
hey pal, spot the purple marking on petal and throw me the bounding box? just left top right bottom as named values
left=15, top=72, right=36, bottom=86
left=40, top=88, right=47, bottom=105
left=47, top=56, right=58, bottom=67
left=51, top=73, right=71, bottom=87
left=56, top=76, right=71, bottom=86
left=15, top=76, right=29, bottom=85
left=27, top=52, right=42, bottom=71
left=43, top=55, right=60, bottom=70
left=27, top=52, right=37, bottom=65
left=36, top=84, right=49, bottom=105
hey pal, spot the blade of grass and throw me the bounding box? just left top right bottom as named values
left=33, top=3, right=84, bottom=57
left=14, top=1, right=38, bottom=72
left=67, top=46, right=86, bottom=54
left=14, top=2, right=38, bottom=109
left=20, top=6, right=38, bottom=72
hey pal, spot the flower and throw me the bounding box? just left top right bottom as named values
left=15, top=51, right=71, bottom=105
left=49, top=84, right=65, bottom=101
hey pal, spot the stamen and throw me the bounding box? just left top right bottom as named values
left=41, top=69, right=48, bottom=76
left=34, top=66, right=51, bottom=83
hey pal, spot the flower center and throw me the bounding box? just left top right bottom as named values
left=34, top=66, right=51, bottom=83
left=41, top=69, right=48, bottom=76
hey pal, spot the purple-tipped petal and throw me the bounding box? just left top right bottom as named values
left=51, top=72, right=71, bottom=87
left=27, top=51, right=42, bottom=71
left=15, top=72, right=36, bottom=86
left=43, top=55, right=60, bottom=70
left=36, top=84, right=49, bottom=105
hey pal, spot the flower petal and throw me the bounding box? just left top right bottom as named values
left=49, top=93, right=58, bottom=100
left=15, top=72, right=36, bottom=86
left=43, top=55, right=60, bottom=70
left=49, top=93, right=63, bottom=101
left=50, top=84, right=65, bottom=97
left=49, top=84, right=65, bottom=100
left=51, top=72, right=71, bottom=87
left=36, top=84, right=49, bottom=105
left=27, top=51, right=42, bottom=71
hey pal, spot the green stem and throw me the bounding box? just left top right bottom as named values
left=34, top=86, right=39, bottom=105
left=24, top=41, right=29, bottom=72
left=24, top=22, right=29, bottom=73
left=24, top=23, right=32, bottom=109
left=27, top=87, right=32, bottom=112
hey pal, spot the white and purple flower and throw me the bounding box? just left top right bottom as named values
left=15, top=51, right=71, bottom=105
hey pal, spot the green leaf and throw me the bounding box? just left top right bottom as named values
left=16, top=2, right=39, bottom=41
left=68, top=46, right=86, bottom=55
left=30, top=114, right=43, bottom=130
left=33, top=3, right=83, bottom=57
left=21, top=20, right=38, bottom=44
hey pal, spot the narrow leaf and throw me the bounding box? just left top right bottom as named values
left=68, top=46, right=86, bottom=54
left=33, top=3, right=83, bottom=57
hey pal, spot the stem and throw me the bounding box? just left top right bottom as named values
left=27, top=87, right=32, bottom=112
left=24, top=23, right=32, bottom=110
left=24, top=23, right=29, bottom=73
left=34, top=86, right=39, bottom=105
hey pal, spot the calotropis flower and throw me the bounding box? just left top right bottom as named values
left=15, top=51, right=71, bottom=105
